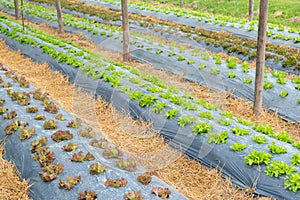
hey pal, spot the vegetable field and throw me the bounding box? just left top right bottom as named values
left=0, top=0, right=299, bottom=199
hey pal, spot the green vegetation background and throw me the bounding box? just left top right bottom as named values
left=141, top=0, right=300, bottom=28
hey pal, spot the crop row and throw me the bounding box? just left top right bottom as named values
left=27, top=0, right=300, bottom=71
left=1, top=1, right=299, bottom=114
left=0, top=69, right=180, bottom=199
left=93, top=0, right=300, bottom=42
left=0, top=13, right=299, bottom=142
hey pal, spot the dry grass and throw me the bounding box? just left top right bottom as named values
left=0, top=145, right=31, bottom=200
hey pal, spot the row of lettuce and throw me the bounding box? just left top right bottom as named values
left=1, top=0, right=300, bottom=115
left=0, top=69, right=177, bottom=199
left=1, top=1, right=300, bottom=107
left=1, top=13, right=300, bottom=193
left=84, top=0, right=300, bottom=44
left=25, top=0, right=300, bottom=71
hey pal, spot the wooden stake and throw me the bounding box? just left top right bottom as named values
left=14, top=0, right=19, bottom=20
left=21, top=0, right=24, bottom=30
left=248, top=0, right=254, bottom=21
left=121, top=0, right=131, bottom=62
left=55, top=0, right=64, bottom=34
left=253, top=0, right=268, bottom=115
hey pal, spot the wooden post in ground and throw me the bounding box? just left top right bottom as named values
left=248, top=0, right=254, bottom=21
left=55, top=0, right=64, bottom=34
left=121, top=0, right=131, bottom=62
left=21, top=0, right=24, bottom=30
left=180, top=0, right=184, bottom=8
left=14, top=0, right=19, bottom=20
left=253, top=0, right=268, bottom=115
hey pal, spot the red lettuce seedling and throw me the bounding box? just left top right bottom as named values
left=51, top=130, right=73, bottom=142
left=89, top=138, right=108, bottom=149
left=39, top=163, right=64, bottom=182
left=70, top=151, right=95, bottom=162
left=103, top=147, right=122, bottom=159
left=124, top=191, right=144, bottom=200
left=6, top=89, right=13, bottom=95
left=33, top=147, right=56, bottom=167
left=78, top=127, right=95, bottom=138
left=0, top=98, right=5, bottom=105
left=26, top=107, right=38, bottom=113
left=137, top=173, right=152, bottom=185
left=67, top=120, right=78, bottom=128
left=30, top=137, right=48, bottom=153
left=62, top=142, right=78, bottom=152
left=115, top=158, right=138, bottom=172
left=78, top=190, right=97, bottom=200
left=2, top=82, right=12, bottom=88
left=3, top=110, right=17, bottom=119
left=43, top=120, right=57, bottom=130
left=44, top=102, right=59, bottom=114
left=0, top=106, right=7, bottom=114
left=18, top=97, right=31, bottom=106
left=55, top=114, right=65, bottom=120
left=5, top=119, right=19, bottom=135
left=59, top=176, right=81, bottom=190
left=19, top=77, right=30, bottom=88
left=104, top=177, right=127, bottom=188
left=89, top=162, right=107, bottom=175
left=34, top=114, right=46, bottom=120
left=11, top=92, right=30, bottom=101
left=19, top=128, right=36, bottom=140
left=151, top=187, right=171, bottom=199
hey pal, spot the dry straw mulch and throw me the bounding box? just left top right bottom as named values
left=0, top=145, right=30, bottom=200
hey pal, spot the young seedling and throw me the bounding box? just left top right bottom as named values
left=151, top=187, right=171, bottom=199
left=44, top=102, right=59, bottom=114
left=19, top=128, right=36, bottom=140
left=70, top=151, right=95, bottom=162
left=78, top=190, right=97, bottom=200
left=34, top=114, right=46, bottom=120
left=78, top=127, right=95, bottom=138
left=230, top=143, right=248, bottom=151
left=43, top=120, right=57, bottom=130
left=105, top=178, right=127, bottom=188
left=30, top=137, right=48, bottom=153
left=26, top=107, right=38, bottom=113
left=62, top=142, right=78, bottom=152
left=89, top=162, right=107, bottom=175
left=267, top=142, right=287, bottom=154
left=59, top=176, right=81, bottom=190
left=124, top=191, right=144, bottom=200
left=115, top=158, right=137, bottom=172
left=279, top=90, right=288, bottom=98
left=192, top=121, right=212, bottom=135
left=54, top=114, right=64, bottom=121
left=245, top=150, right=272, bottom=165
left=207, top=131, right=228, bottom=144
left=265, top=160, right=296, bottom=177
left=89, top=138, right=108, bottom=149
left=103, top=147, right=122, bottom=159
left=137, top=173, right=152, bottom=185
left=251, top=135, right=267, bottom=144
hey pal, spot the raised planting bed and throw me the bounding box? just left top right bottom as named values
left=0, top=68, right=186, bottom=200
left=0, top=7, right=299, bottom=122
left=81, top=0, right=300, bottom=48
left=0, top=15, right=300, bottom=199
left=24, top=0, right=300, bottom=72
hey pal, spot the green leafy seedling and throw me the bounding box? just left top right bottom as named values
left=230, top=143, right=248, bottom=152
left=245, top=150, right=272, bottom=165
